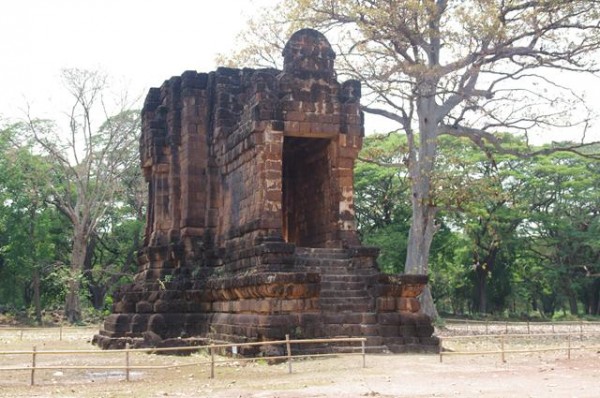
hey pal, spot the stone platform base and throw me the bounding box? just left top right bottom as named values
left=94, top=247, right=438, bottom=354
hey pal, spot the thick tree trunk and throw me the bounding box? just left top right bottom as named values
left=591, top=279, right=600, bottom=316
left=33, top=269, right=42, bottom=324
left=419, top=285, right=439, bottom=320
left=474, top=266, right=487, bottom=314
left=404, top=86, right=440, bottom=319
left=65, top=278, right=81, bottom=323
left=88, top=284, right=107, bottom=310
left=405, top=201, right=436, bottom=275
left=568, top=294, right=578, bottom=316
left=473, top=250, right=498, bottom=314
left=65, top=230, right=88, bottom=324
left=405, top=177, right=439, bottom=319
left=28, top=210, right=42, bottom=324
left=541, top=294, right=556, bottom=317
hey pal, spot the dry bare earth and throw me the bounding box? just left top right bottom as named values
left=0, top=325, right=599, bottom=398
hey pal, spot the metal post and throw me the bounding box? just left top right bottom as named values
left=485, top=321, right=489, bottom=335
left=505, top=321, right=508, bottom=334
left=527, top=321, right=530, bottom=335
left=125, top=343, right=130, bottom=382
left=60, top=325, right=63, bottom=341
left=567, top=334, right=571, bottom=360
left=210, top=344, right=215, bottom=379
left=439, top=337, right=443, bottom=363
left=20, top=329, right=23, bottom=341
left=552, top=322, right=555, bottom=334
left=580, top=321, right=583, bottom=340
left=31, top=346, right=37, bottom=386
left=286, top=334, right=292, bottom=374
left=500, top=336, right=505, bottom=363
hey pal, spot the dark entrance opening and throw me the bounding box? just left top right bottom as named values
left=282, top=136, right=332, bottom=247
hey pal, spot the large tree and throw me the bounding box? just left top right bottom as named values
left=26, top=69, right=141, bottom=323
left=85, top=163, right=145, bottom=311
left=354, top=133, right=412, bottom=273
left=224, top=0, right=600, bottom=316
left=521, top=150, right=600, bottom=315
left=0, top=123, right=71, bottom=320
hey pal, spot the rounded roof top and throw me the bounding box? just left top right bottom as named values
left=282, top=29, right=335, bottom=74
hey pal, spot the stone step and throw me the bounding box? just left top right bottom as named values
left=320, top=281, right=370, bottom=290
left=320, top=296, right=373, bottom=304
left=319, top=301, right=374, bottom=313
left=295, top=258, right=351, bottom=267
left=295, top=247, right=350, bottom=259
left=320, top=304, right=373, bottom=313
left=320, top=269, right=374, bottom=282
left=318, top=265, right=376, bottom=271
left=296, top=254, right=350, bottom=261
left=320, top=274, right=373, bottom=283
left=320, top=290, right=370, bottom=298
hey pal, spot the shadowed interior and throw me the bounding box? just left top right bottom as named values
left=282, top=137, right=332, bottom=247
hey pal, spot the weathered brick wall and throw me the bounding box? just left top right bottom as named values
left=208, top=68, right=281, bottom=272
left=137, top=28, right=365, bottom=269
left=139, top=73, right=215, bottom=275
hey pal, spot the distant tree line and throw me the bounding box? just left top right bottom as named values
left=356, top=132, right=600, bottom=318
left=2, top=117, right=598, bottom=322
left=0, top=69, right=144, bottom=324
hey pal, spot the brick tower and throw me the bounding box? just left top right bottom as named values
left=94, top=29, right=437, bottom=353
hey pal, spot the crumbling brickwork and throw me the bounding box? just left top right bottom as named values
left=94, top=29, right=437, bottom=353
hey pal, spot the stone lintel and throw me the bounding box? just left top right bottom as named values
left=283, top=130, right=338, bottom=139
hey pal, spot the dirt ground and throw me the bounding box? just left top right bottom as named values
left=0, top=325, right=599, bottom=398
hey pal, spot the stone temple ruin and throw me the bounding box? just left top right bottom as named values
left=94, top=29, right=437, bottom=353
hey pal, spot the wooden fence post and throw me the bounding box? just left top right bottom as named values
left=210, top=344, right=215, bottom=379
left=361, top=339, right=366, bottom=368
left=31, top=346, right=37, bottom=386
left=125, top=343, right=130, bottom=382
left=286, top=334, right=292, bottom=374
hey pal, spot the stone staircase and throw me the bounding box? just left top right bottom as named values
left=295, top=248, right=385, bottom=352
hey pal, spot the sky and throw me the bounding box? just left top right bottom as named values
left=1, top=0, right=599, bottom=143
left=0, top=0, right=272, bottom=120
